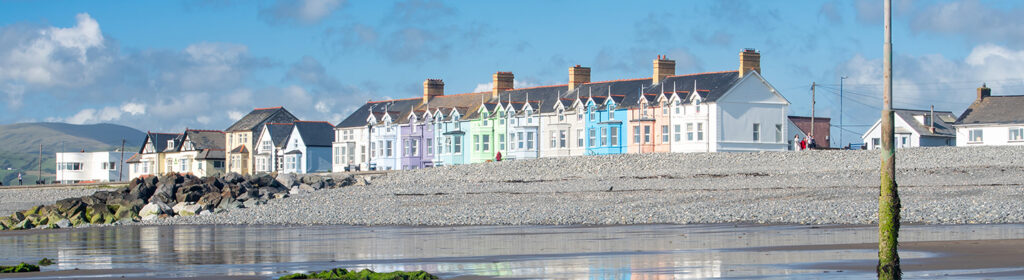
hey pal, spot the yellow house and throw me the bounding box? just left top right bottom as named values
left=163, top=129, right=226, bottom=177
left=225, top=107, right=299, bottom=175
left=127, top=132, right=182, bottom=179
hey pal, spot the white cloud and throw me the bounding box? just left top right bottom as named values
left=910, top=0, right=1024, bottom=47
left=472, top=80, right=541, bottom=93
left=0, top=13, right=112, bottom=90
left=259, top=0, right=345, bottom=25
left=227, top=111, right=244, bottom=121
left=315, top=101, right=330, bottom=113
left=121, top=102, right=146, bottom=115
left=65, top=106, right=122, bottom=124
left=2, top=83, right=25, bottom=109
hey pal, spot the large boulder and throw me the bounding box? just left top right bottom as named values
left=275, top=173, right=298, bottom=188
left=297, top=184, right=316, bottom=193
left=253, top=173, right=279, bottom=188
left=222, top=172, right=243, bottom=184
left=172, top=202, right=203, bottom=216
left=196, top=192, right=222, bottom=209
left=143, top=176, right=159, bottom=188
left=300, top=174, right=323, bottom=185
left=330, top=174, right=356, bottom=188
left=175, top=183, right=213, bottom=203
left=129, top=179, right=158, bottom=202
left=85, top=204, right=114, bottom=224
left=216, top=196, right=242, bottom=210
left=150, top=182, right=179, bottom=204
left=139, top=201, right=173, bottom=220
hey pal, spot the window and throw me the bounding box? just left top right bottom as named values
left=482, top=135, right=490, bottom=151
left=662, top=105, right=669, bottom=115
left=558, top=111, right=565, bottom=122
left=550, top=131, right=558, bottom=148
left=427, top=138, right=433, bottom=155
left=334, top=147, right=340, bottom=164
left=687, top=123, right=694, bottom=141
left=610, top=127, right=618, bottom=146
left=1010, top=128, right=1024, bottom=141
left=474, top=135, right=481, bottom=151
left=483, top=119, right=488, bottom=126
left=404, top=139, right=412, bottom=156
left=133, top=163, right=138, bottom=173
left=370, top=142, right=376, bottom=158
left=695, top=100, right=701, bottom=113
left=577, top=129, right=584, bottom=147
left=589, top=128, right=597, bottom=147
left=775, top=124, right=783, bottom=143
left=872, top=138, right=881, bottom=147
left=601, top=127, right=608, bottom=146
left=167, top=159, right=173, bottom=172
left=559, top=130, right=567, bottom=148
left=662, top=125, right=670, bottom=143
left=361, top=146, right=366, bottom=162
left=214, top=160, right=223, bottom=168
left=499, top=134, right=505, bottom=150
left=633, top=126, right=641, bottom=144
left=753, top=123, right=761, bottom=142
left=453, top=136, right=462, bottom=153
left=411, top=139, right=419, bottom=156
left=643, top=125, right=651, bottom=143
left=578, top=113, right=583, bottom=121
left=180, top=158, right=188, bottom=171
left=517, top=132, right=524, bottom=149
left=609, top=108, right=616, bottom=120
left=697, top=123, right=704, bottom=141
left=385, top=140, right=393, bottom=157
left=527, top=132, right=535, bottom=149
left=590, top=110, right=596, bottom=121
left=969, top=129, right=983, bottom=142
left=286, top=155, right=296, bottom=170
left=675, top=106, right=681, bottom=114
left=674, top=125, right=681, bottom=142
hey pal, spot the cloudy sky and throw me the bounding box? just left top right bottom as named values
left=2, top=0, right=1024, bottom=145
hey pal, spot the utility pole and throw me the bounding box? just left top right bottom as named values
left=38, top=143, right=42, bottom=185
left=878, top=0, right=901, bottom=278
left=119, top=138, right=125, bottom=182
left=840, top=76, right=848, bottom=148
left=811, top=82, right=816, bottom=138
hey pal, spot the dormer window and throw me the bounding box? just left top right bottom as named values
left=558, top=109, right=565, bottom=122
left=167, top=140, right=174, bottom=149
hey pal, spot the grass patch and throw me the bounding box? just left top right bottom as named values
left=0, top=263, right=40, bottom=273
left=278, top=268, right=438, bottom=280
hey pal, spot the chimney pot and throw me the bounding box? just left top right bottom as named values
left=653, top=56, right=676, bottom=83
left=423, top=79, right=444, bottom=103
left=492, top=72, right=514, bottom=99
left=739, top=48, right=761, bottom=78
left=569, top=65, right=591, bottom=91
left=977, top=83, right=991, bottom=100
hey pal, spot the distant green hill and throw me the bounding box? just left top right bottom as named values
left=0, top=123, right=144, bottom=185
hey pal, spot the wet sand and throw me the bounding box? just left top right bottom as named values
left=767, top=238, right=1024, bottom=273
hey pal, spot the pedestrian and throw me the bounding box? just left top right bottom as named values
left=495, top=151, right=502, bottom=162
left=792, top=135, right=800, bottom=151
left=17, top=172, right=23, bottom=185
left=799, top=137, right=807, bottom=151
left=809, top=136, right=818, bottom=149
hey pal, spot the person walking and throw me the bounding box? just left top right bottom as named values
left=17, top=172, right=23, bottom=185
left=495, top=151, right=502, bottom=162
left=799, top=137, right=807, bottom=151
left=792, top=135, right=800, bottom=151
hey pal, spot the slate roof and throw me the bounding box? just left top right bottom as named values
left=337, top=98, right=422, bottom=128
left=293, top=121, right=335, bottom=147
left=125, top=153, right=142, bottom=163
left=180, top=130, right=225, bottom=151
left=230, top=145, right=248, bottom=153
left=640, top=71, right=741, bottom=103
left=954, top=96, right=1024, bottom=126
left=894, top=109, right=957, bottom=137
left=225, top=107, right=299, bottom=133
left=264, top=123, right=294, bottom=147
left=196, top=149, right=225, bottom=160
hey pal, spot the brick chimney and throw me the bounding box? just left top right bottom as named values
left=739, top=48, right=761, bottom=78
left=977, top=83, right=991, bottom=100
left=492, top=72, right=514, bottom=99
left=423, top=79, right=444, bottom=103
left=653, top=55, right=675, bottom=83
left=569, top=65, right=591, bottom=91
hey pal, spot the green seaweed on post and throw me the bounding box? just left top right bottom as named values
left=0, top=263, right=40, bottom=273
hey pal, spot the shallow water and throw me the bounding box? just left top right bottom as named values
left=0, top=223, right=1022, bottom=279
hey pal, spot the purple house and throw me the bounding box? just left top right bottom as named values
left=400, top=109, right=435, bottom=169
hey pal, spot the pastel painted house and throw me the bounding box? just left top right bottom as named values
left=225, top=107, right=299, bottom=175
left=254, top=123, right=294, bottom=173
left=399, top=109, right=433, bottom=169
left=367, top=110, right=401, bottom=171
left=162, top=129, right=226, bottom=177
left=127, top=132, right=181, bottom=179
left=953, top=85, right=1024, bottom=146
left=56, top=150, right=134, bottom=184
left=281, top=121, right=335, bottom=174
left=468, top=102, right=504, bottom=163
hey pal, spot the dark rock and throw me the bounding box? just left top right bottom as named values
left=80, top=195, right=103, bottom=206
left=13, top=219, right=34, bottom=230
left=129, top=180, right=157, bottom=202
left=332, top=174, right=356, bottom=188
left=300, top=174, right=323, bottom=185
left=151, top=182, right=178, bottom=204
left=275, top=173, right=298, bottom=188
left=223, top=172, right=243, bottom=184
left=85, top=204, right=114, bottom=224
left=175, top=184, right=213, bottom=203
left=143, top=176, right=159, bottom=188
left=217, top=196, right=241, bottom=210
left=197, top=192, right=222, bottom=209
left=129, top=177, right=143, bottom=190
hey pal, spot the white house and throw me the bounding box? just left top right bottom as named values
left=953, top=85, right=1024, bottom=146
left=254, top=123, right=293, bottom=173
left=281, top=121, right=335, bottom=174
left=57, top=150, right=134, bottom=184
left=127, top=132, right=181, bottom=179
left=862, top=108, right=956, bottom=150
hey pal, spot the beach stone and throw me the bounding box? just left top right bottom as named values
left=223, top=172, right=243, bottom=184
left=275, top=173, right=298, bottom=188
left=13, top=219, right=34, bottom=230
left=55, top=219, right=71, bottom=229
left=297, top=184, right=315, bottom=193
left=139, top=201, right=173, bottom=220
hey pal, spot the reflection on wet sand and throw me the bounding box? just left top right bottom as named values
left=0, top=224, right=1022, bottom=279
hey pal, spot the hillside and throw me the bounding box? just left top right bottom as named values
left=0, top=122, right=144, bottom=185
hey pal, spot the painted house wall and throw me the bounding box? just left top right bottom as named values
left=627, top=101, right=671, bottom=154
left=508, top=108, right=540, bottom=160
left=56, top=151, right=129, bottom=183
left=254, top=127, right=279, bottom=173
left=538, top=108, right=579, bottom=158
left=714, top=75, right=790, bottom=152
left=955, top=124, right=1024, bottom=146
left=434, top=116, right=468, bottom=167
left=862, top=115, right=953, bottom=149
left=225, top=131, right=252, bottom=174
left=370, top=123, right=401, bottom=171
left=399, top=118, right=433, bottom=169
left=585, top=103, right=626, bottom=155
left=333, top=126, right=368, bottom=172
left=469, top=110, right=501, bottom=163
left=669, top=99, right=711, bottom=153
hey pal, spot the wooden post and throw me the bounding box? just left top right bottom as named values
left=119, top=138, right=125, bottom=182
left=38, top=143, right=42, bottom=184
left=878, top=0, right=902, bottom=278
left=811, top=82, right=816, bottom=138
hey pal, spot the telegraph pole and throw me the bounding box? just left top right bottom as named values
left=878, top=0, right=901, bottom=278
left=119, top=138, right=125, bottom=181
left=810, top=82, right=816, bottom=138
left=38, top=143, right=42, bottom=185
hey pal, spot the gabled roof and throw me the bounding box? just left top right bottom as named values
left=573, top=78, right=651, bottom=109
left=180, top=130, right=225, bottom=151
left=894, top=109, right=957, bottom=137
left=337, top=98, right=422, bottom=128
left=264, top=123, right=294, bottom=147
left=225, top=107, right=299, bottom=133
left=230, top=145, right=249, bottom=153
left=196, top=149, right=225, bottom=160
left=126, top=153, right=142, bottom=163
left=954, top=95, right=1024, bottom=126
left=293, top=121, right=335, bottom=147
left=140, top=132, right=182, bottom=154
left=641, top=71, right=741, bottom=104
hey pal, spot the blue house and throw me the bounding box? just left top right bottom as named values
left=282, top=121, right=335, bottom=174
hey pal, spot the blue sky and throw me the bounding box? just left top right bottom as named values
left=2, top=0, right=1024, bottom=146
